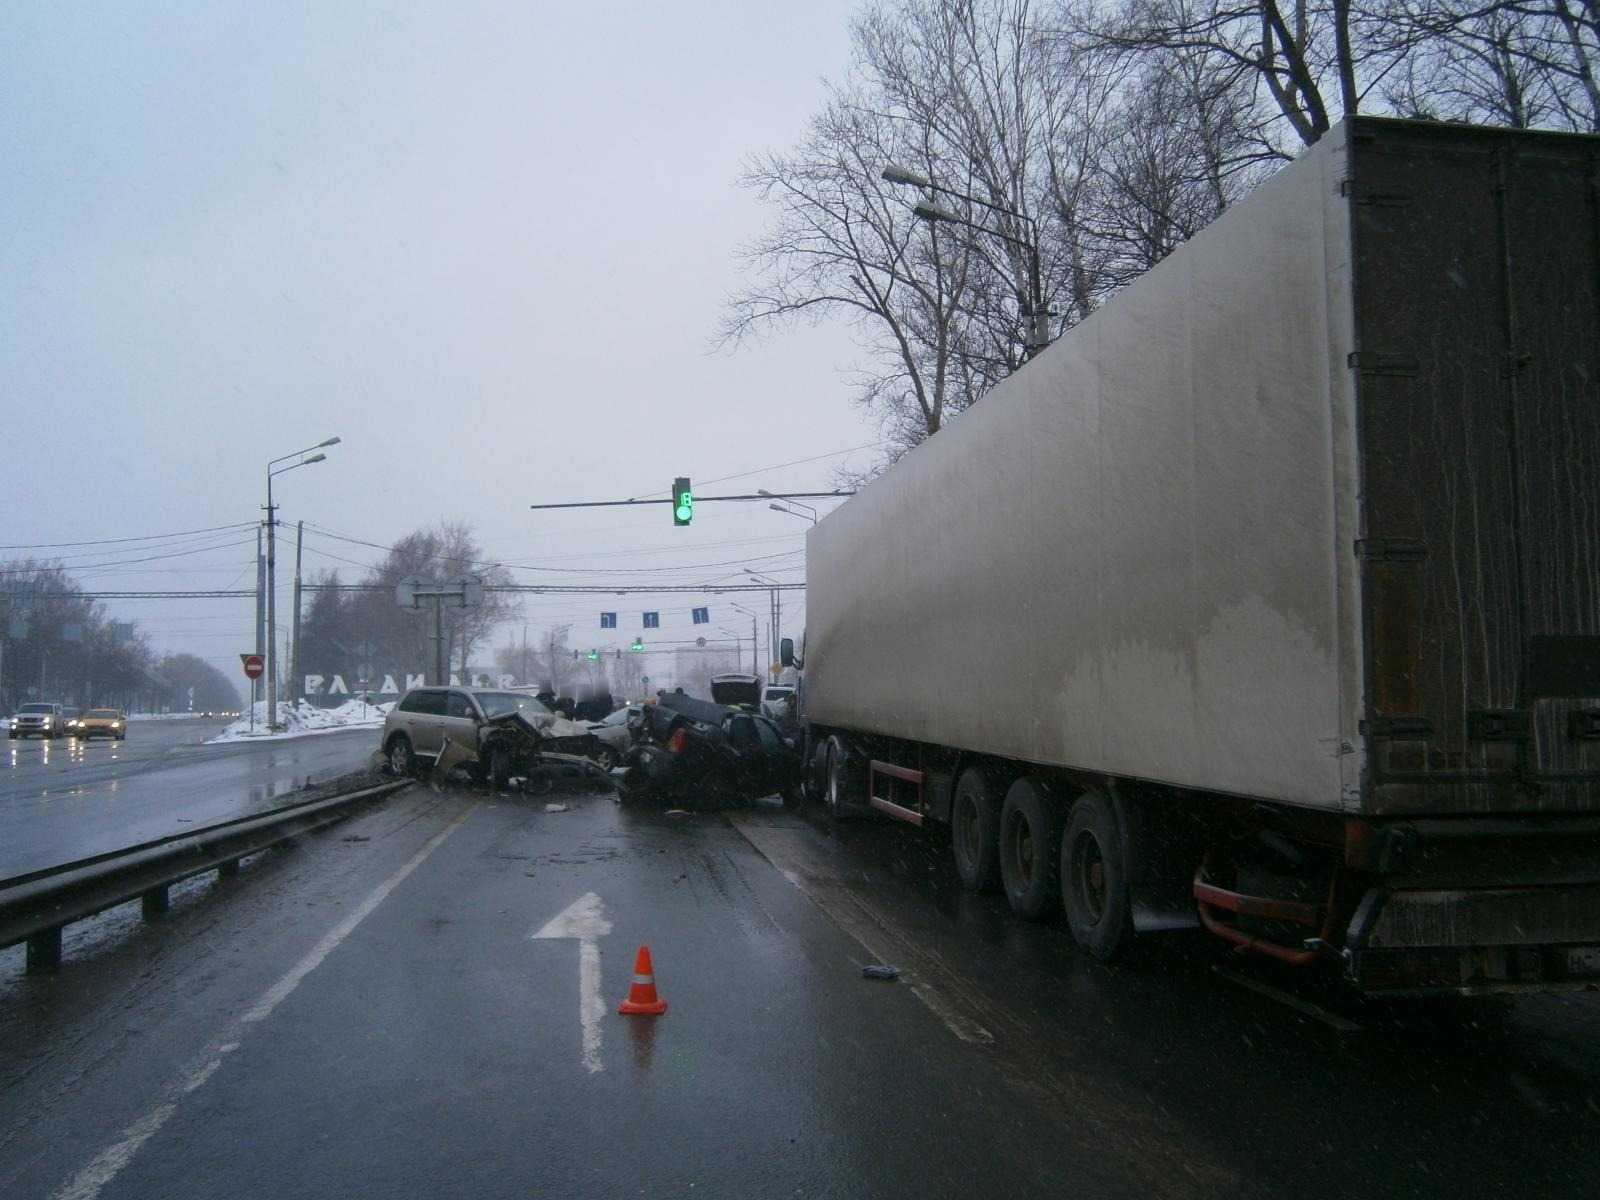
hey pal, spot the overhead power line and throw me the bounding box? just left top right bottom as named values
left=300, top=524, right=804, bottom=577
left=625, top=441, right=886, bottom=499
left=0, top=521, right=258, bottom=551
left=0, top=582, right=801, bottom=601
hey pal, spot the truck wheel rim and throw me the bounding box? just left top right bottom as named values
left=1072, top=830, right=1107, bottom=923
left=1011, top=825, right=1036, bottom=889
left=1010, top=813, right=1035, bottom=888
left=958, top=795, right=980, bottom=863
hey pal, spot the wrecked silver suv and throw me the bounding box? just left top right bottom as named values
left=381, top=687, right=600, bottom=787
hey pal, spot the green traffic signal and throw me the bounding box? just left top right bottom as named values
left=587, top=649, right=599, bottom=661
left=630, top=637, right=644, bottom=652
left=672, top=476, right=693, bottom=526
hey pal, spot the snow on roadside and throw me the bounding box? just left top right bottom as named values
left=207, top=698, right=392, bottom=744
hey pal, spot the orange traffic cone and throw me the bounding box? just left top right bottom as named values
left=618, top=944, right=668, bottom=1015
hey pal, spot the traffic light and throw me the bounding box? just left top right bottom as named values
left=630, top=637, right=645, bottom=652
left=586, top=649, right=599, bottom=661
left=672, top=476, right=693, bottom=526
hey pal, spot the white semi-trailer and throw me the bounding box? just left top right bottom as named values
left=786, top=117, right=1600, bottom=994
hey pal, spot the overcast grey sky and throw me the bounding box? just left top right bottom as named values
left=2, top=2, right=879, bottom=686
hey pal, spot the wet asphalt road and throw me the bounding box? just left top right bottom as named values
left=1, top=781, right=1597, bottom=1200
left=0, top=719, right=380, bottom=878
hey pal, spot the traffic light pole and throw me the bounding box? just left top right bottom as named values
left=529, top=491, right=850, bottom=511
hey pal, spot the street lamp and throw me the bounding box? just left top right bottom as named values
left=717, top=626, right=748, bottom=675
left=758, top=489, right=818, bottom=524
left=882, top=165, right=1049, bottom=357
left=742, top=569, right=785, bottom=677
left=265, top=438, right=338, bottom=730
left=729, top=604, right=760, bottom=675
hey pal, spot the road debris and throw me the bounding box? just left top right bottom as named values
left=861, top=964, right=901, bottom=981
left=544, top=802, right=569, bottom=813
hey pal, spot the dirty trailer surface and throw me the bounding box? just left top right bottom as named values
left=1, top=782, right=1596, bottom=1200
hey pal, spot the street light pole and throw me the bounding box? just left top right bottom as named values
left=744, top=569, right=785, bottom=678
left=730, top=604, right=760, bottom=675
left=265, top=437, right=339, bottom=731
left=884, top=165, right=1049, bottom=357
left=759, top=490, right=818, bottom=524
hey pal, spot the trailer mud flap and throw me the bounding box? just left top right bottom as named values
left=1121, top=788, right=1203, bottom=932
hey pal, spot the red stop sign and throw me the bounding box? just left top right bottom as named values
left=241, top=653, right=264, bottom=680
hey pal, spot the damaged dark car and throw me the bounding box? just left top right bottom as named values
left=620, top=687, right=801, bottom=809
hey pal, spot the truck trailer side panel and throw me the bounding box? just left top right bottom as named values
left=805, top=123, right=1362, bottom=812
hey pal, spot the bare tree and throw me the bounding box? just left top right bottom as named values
left=722, top=88, right=984, bottom=454
left=1372, top=0, right=1600, bottom=130
left=537, top=624, right=575, bottom=697
left=303, top=521, right=518, bottom=682
left=1065, top=0, right=1417, bottom=148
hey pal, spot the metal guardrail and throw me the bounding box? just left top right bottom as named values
left=0, top=779, right=410, bottom=973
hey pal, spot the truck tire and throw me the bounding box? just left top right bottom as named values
left=824, top=734, right=864, bottom=819
left=951, top=767, right=1002, bottom=892
left=1061, top=791, right=1133, bottom=961
left=1000, top=777, right=1063, bottom=919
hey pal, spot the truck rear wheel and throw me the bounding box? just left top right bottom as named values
left=1000, top=778, right=1063, bottom=919
left=1061, top=791, right=1132, bottom=961
left=951, top=767, right=1001, bottom=892
left=824, top=735, right=864, bottom=819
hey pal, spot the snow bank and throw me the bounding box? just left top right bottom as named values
left=207, top=698, right=393, bottom=744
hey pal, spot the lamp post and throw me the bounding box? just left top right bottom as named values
left=743, top=569, right=784, bottom=678
left=882, top=164, right=1049, bottom=357
left=729, top=604, right=760, bottom=675
left=717, top=626, right=746, bottom=676
left=266, top=436, right=339, bottom=731
left=759, top=489, right=818, bottom=524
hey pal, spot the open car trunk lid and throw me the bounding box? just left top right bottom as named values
left=709, top=674, right=762, bottom=708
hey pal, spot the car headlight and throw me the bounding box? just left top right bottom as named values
left=42, top=717, right=52, bottom=727
left=113, top=721, right=123, bottom=728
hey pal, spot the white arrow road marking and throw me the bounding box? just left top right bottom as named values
left=531, top=891, right=612, bottom=1073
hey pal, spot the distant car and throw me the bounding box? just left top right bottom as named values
left=10, top=702, right=67, bottom=739
left=587, top=705, right=642, bottom=770
left=380, top=687, right=600, bottom=785
left=759, top=685, right=798, bottom=733
left=75, top=708, right=127, bottom=740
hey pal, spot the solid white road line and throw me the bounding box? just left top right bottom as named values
left=49, top=800, right=477, bottom=1200
left=578, top=940, right=605, bottom=1073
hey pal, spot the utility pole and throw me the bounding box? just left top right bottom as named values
left=432, top=597, right=445, bottom=686
left=522, top=623, right=529, bottom=685
left=291, top=520, right=304, bottom=704
left=395, top=577, right=481, bottom=688
left=254, top=525, right=265, bottom=719
left=264, top=438, right=337, bottom=731
left=265, top=475, right=278, bottom=729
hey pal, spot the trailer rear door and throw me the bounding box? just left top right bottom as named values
left=1353, top=122, right=1600, bottom=814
